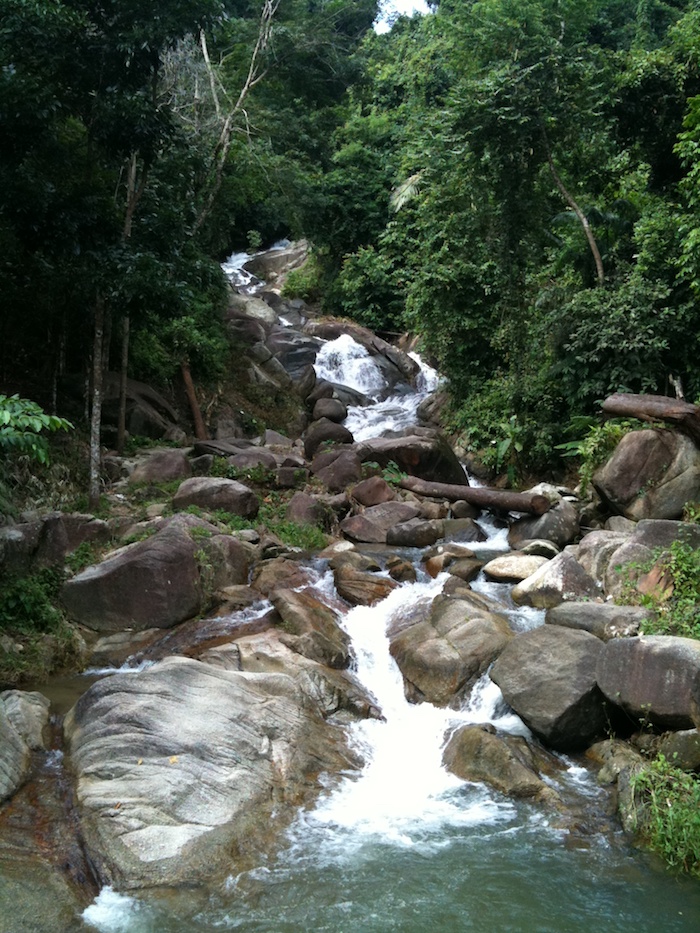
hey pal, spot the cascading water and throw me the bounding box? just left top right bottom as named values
left=56, top=316, right=700, bottom=930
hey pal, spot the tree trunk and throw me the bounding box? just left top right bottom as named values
left=88, top=295, right=105, bottom=511
left=181, top=358, right=208, bottom=440
left=602, top=393, right=700, bottom=446
left=398, top=476, right=551, bottom=515
left=541, top=128, right=605, bottom=287
left=117, top=314, right=130, bottom=455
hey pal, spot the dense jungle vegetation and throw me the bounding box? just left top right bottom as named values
left=2, top=0, right=700, bottom=476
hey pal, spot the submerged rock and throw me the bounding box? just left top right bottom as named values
left=443, top=724, right=560, bottom=805
left=64, top=657, right=357, bottom=889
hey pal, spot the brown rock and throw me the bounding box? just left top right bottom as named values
left=350, top=476, right=395, bottom=506
left=340, top=501, right=421, bottom=544
left=334, top=565, right=398, bottom=606
left=172, top=477, right=259, bottom=519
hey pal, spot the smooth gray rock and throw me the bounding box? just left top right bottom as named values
left=389, top=593, right=512, bottom=706
left=172, top=477, right=259, bottom=519
left=490, top=626, right=607, bottom=750
left=597, top=635, right=700, bottom=729
left=0, top=701, right=30, bottom=801
left=128, top=449, right=192, bottom=485
left=340, top=501, right=421, bottom=544
left=64, top=657, right=355, bottom=889
left=0, top=690, right=50, bottom=750
left=545, top=602, right=652, bottom=640
left=511, top=550, right=601, bottom=608
left=508, top=499, right=579, bottom=550
left=593, top=429, right=700, bottom=520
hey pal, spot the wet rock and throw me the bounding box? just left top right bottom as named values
left=312, top=398, right=347, bottom=423
left=508, top=498, right=579, bottom=550
left=64, top=657, right=356, bottom=889
left=593, top=429, right=700, bottom=520
left=443, top=724, right=560, bottom=804
left=517, top=539, right=561, bottom=558
left=350, top=476, right=395, bottom=506
left=0, top=690, right=50, bottom=750
left=386, top=518, right=444, bottom=548
left=251, top=557, right=312, bottom=596
left=128, top=449, right=192, bottom=485
left=303, top=419, right=354, bottom=459
left=172, top=477, right=259, bottom=519
left=340, top=501, right=421, bottom=544
left=0, top=701, right=30, bottom=801
left=449, top=499, right=481, bottom=520
left=440, top=518, right=487, bottom=544
left=545, top=602, right=651, bottom=641
left=511, top=550, right=601, bottom=609
left=389, top=593, right=512, bottom=706
left=482, top=553, right=549, bottom=583
left=204, top=632, right=379, bottom=723
left=585, top=739, right=644, bottom=784
left=597, top=635, right=700, bottom=730
left=328, top=549, right=381, bottom=573
left=334, top=565, right=398, bottom=606
left=270, top=588, right=352, bottom=669
left=422, top=543, right=480, bottom=579
left=490, top=626, right=607, bottom=750
left=386, top=555, right=417, bottom=583
left=61, top=515, right=209, bottom=632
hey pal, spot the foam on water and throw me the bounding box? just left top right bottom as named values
left=289, top=575, right=518, bottom=858
left=82, top=887, right=146, bottom=932
left=314, top=334, right=387, bottom=397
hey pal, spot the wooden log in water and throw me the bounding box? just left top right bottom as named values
left=601, top=393, right=700, bottom=446
left=398, top=476, right=551, bottom=515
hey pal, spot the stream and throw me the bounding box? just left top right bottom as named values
left=3, top=271, right=700, bottom=931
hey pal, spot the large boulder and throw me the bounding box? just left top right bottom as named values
left=603, top=519, right=700, bottom=598
left=508, top=498, right=579, bottom=550
left=386, top=518, right=445, bottom=548
left=593, top=429, right=700, bottom=520
left=333, top=565, right=398, bottom=606
left=303, top=419, right=354, bottom=459
left=128, top=449, right=192, bottom=485
left=576, top=530, right=631, bottom=588
left=490, top=626, right=607, bottom=750
left=64, top=657, right=356, bottom=889
left=350, top=476, right=395, bottom=506
left=389, top=593, right=513, bottom=706
left=511, top=550, right=601, bottom=609
left=482, top=553, right=549, bottom=583
left=545, top=602, right=652, bottom=641
left=340, top=501, right=421, bottom=544
left=596, top=635, right=700, bottom=730
left=270, top=588, right=352, bottom=669
left=172, top=477, right=259, bottom=518
left=443, top=724, right=560, bottom=804
left=0, top=690, right=50, bottom=750
left=356, top=430, right=467, bottom=486
left=311, top=449, right=363, bottom=492
left=61, top=515, right=212, bottom=632
left=0, top=700, right=30, bottom=801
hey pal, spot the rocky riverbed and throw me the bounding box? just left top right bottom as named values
left=2, top=242, right=700, bottom=929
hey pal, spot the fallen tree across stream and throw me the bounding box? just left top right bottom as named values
left=397, top=476, right=551, bottom=515
left=602, top=393, right=700, bottom=446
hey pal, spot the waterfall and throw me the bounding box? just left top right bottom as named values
left=314, top=334, right=387, bottom=398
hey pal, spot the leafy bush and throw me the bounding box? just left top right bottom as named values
left=632, top=540, right=700, bottom=639
left=556, top=418, right=640, bottom=493
left=631, top=754, right=700, bottom=876
left=0, top=394, right=72, bottom=464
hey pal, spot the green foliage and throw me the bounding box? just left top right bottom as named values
left=631, top=754, right=700, bottom=877
left=555, top=418, right=639, bottom=493
left=682, top=500, right=700, bottom=523
left=0, top=567, right=64, bottom=636
left=633, top=540, right=700, bottom=639
left=0, top=395, right=72, bottom=465
left=282, top=253, right=324, bottom=304
left=64, top=541, right=100, bottom=574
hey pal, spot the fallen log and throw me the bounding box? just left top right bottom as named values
left=601, top=393, right=700, bottom=447
left=398, top=476, right=551, bottom=515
